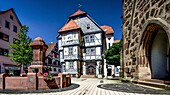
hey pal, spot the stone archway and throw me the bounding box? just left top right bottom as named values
left=138, top=18, right=170, bottom=80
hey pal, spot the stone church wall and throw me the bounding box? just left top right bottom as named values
left=122, top=0, right=170, bottom=80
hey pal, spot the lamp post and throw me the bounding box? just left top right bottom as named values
left=63, top=64, right=66, bottom=73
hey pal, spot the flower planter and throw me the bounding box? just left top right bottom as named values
left=44, top=79, right=58, bottom=89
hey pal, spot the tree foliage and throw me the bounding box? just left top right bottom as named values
left=9, top=25, right=33, bottom=66
left=104, top=40, right=122, bottom=66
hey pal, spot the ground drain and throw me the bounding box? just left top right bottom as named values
left=100, top=80, right=104, bottom=83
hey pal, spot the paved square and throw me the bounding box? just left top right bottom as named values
left=1, top=78, right=170, bottom=95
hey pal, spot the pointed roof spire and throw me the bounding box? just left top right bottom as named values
left=78, top=4, right=82, bottom=9
left=59, top=19, right=80, bottom=32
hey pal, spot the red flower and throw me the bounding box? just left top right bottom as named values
left=43, top=72, right=48, bottom=77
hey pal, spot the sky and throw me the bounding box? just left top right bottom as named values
left=0, top=0, right=122, bottom=44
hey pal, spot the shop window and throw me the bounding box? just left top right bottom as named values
left=13, top=25, right=17, bottom=33
left=5, top=21, right=10, bottom=29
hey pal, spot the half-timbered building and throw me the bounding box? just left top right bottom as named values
left=57, top=9, right=114, bottom=77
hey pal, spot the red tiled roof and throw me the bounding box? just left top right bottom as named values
left=46, top=42, right=56, bottom=56
left=100, top=25, right=114, bottom=35
left=114, top=40, right=120, bottom=43
left=59, top=19, right=80, bottom=32
left=69, top=9, right=86, bottom=17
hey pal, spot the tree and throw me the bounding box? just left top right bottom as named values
left=9, top=25, right=33, bottom=73
left=104, top=40, right=122, bottom=66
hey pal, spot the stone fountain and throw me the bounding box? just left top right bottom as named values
left=28, top=37, right=48, bottom=76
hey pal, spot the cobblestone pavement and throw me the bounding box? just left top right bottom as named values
left=1, top=78, right=170, bottom=95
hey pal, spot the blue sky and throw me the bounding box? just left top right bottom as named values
left=0, top=0, right=122, bottom=44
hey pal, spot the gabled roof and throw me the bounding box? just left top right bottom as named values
left=0, top=8, right=22, bottom=26
left=46, top=42, right=57, bottom=56
left=59, top=19, right=80, bottom=32
left=100, top=25, right=114, bottom=35
left=69, top=9, right=86, bottom=17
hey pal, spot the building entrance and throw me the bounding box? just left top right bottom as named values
left=88, top=66, right=95, bottom=75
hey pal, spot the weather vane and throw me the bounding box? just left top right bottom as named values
left=78, top=4, right=82, bottom=9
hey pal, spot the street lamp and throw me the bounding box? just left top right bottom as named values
left=99, top=62, right=102, bottom=74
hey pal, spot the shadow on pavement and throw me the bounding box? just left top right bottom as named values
left=97, top=83, right=170, bottom=94
left=0, top=83, right=80, bottom=94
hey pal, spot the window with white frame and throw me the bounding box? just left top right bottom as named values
left=68, top=47, right=73, bottom=55
left=68, top=36, right=72, bottom=40
left=73, top=33, right=76, bottom=38
left=86, top=48, right=90, bottom=55
left=70, top=62, right=74, bottom=69
left=91, top=48, right=95, bottom=55
left=90, top=35, right=94, bottom=42
left=85, top=36, right=89, bottom=42
left=86, top=48, right=95, bottom=55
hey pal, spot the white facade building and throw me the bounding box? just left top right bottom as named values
left=57, top=9, right=115, bottom=77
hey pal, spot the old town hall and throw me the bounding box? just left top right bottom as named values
left=57, top=9, right=114, bottom=77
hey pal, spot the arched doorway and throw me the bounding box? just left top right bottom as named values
left=87, top=65, right=96, bottom=75
left=151, top=29, right=169, bottom=79
left=138, top=23, right=170, bottom=80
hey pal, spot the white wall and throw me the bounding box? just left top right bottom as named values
left=106, top=35, right=114, bottom=49
left=151, top=30, right=168, bottom=79
left=94, top=33, right=102, bottom=45
left=58, top=39, right=63, bottom=50
left=96, top=47, right=101, bottom=55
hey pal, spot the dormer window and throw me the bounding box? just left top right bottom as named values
left=87, top=24, right=90, bottom=29
left=10, top=15, right=13, bottom=20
